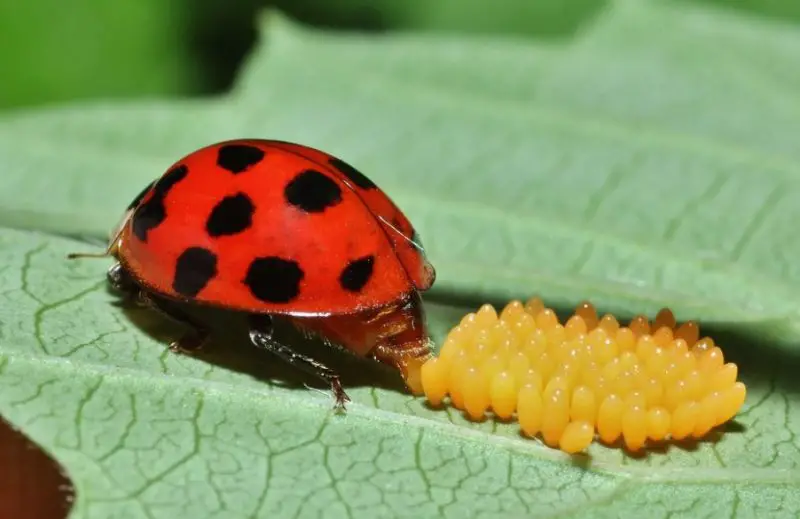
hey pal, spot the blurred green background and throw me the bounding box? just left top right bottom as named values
left=2, top=0, right=798, bottom=112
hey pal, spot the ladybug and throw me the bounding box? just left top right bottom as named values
left=69, top=139, right=436, bottom=409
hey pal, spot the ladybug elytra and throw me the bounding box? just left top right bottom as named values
left=69, top=139, right=436, bottom=409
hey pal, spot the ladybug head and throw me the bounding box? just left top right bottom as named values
left=365, top=291, right=434, bottom=394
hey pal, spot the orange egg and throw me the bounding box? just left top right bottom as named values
left=419, top=300, right=745, bottom=455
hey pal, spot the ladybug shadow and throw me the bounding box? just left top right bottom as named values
left=114, top=293, right=410, bottom=399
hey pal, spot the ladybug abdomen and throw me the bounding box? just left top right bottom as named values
left=119, top=141, right=414, bottom=315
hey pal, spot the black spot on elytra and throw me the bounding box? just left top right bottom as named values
left=284, top=170, right=343, bottom=213
left=131, top=165, right=189, bottom=241
left=329, top=158, right=377, bottom=190
left=126, top=180, right=155, bottom=210
left=206, top=192, right=255, bottom=237
left=339, top=255, right=375, bottom=293
left=244, top=256, right=304, bottom=303
left=217, top=144, right=265, bottom=174
left=172, top=246, right=218, bottom=298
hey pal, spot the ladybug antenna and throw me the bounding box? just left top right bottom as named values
left=66, top=251, right=110, bottom=260
left=378, top=216, right=425, bottom=253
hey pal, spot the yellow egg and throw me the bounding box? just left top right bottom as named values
left=517, top=368, right=543, bottom=395
left=641, top=376, right=664, bottom=408
left=459, top=312, right=477, bottom=329
left=670, top=338, right=690, bottom=357
left=462, top=366, right=490, bottom=420
left=574, top=301, right=599, bottom=330
left=674, top=320, right=699, bottom=346
left=698, top=346, right=725, bottom=372
left=532, top=351, right=556, bottom=382
left=490, top=371, right=517, bottom=420
left=524, top=297, right=545, bottom=318
left=652, top=326, right=674, bottom=348
left=598, top=314, right=620, bottom=334
left=602, top=357, right=623, bottom=381
left=474, top=304, right=498, bottom=327
left=671, top=401, right=699, bottom=440
left=447, top=351, right=471, bottom=410
left=512, top=312, right=537, bottom=342
left=508, top=351, right=532, bottom=386
left=692, top=337, right=715, bottom=355
left=635, top=335, right=658, bottom=361
left=420, top=297, right=746, bottom=456
left=523, top=332, right=547, bottom=363
left=626, top=391, right=646, bottom=409
left=628, top=315, right=651, bottom=337
left=571, top=385, right=597, bottom=424
left=615, top=327, right=637, bottom=353
left=536, top=308, right=560, bottom=330
left=653, top=307, right=677, bottom=331
left=622, top=402, right=648, bottom=451
left=659, top=361, right=683, bottom=387
left=480, top=353, right=507, bottom=388
left=683, top=370, right=706, bottom=402
left=662, top=378, right=689, bottom=412
left=518, top=384, right=543, bottom=437
left=490, top=320, right=515, bottom=350
left=693, top=392, right=718, bottom=438
left=674, top=349, right=697, bottom=377
left=646, top=407, right=671, bottom=441
left=587, top=329, right=615, bottom=362
left=559, top=421, right=595, bottom=454
left=544, top=324, right=567, bottom=348
left=420, top=357, right=448, bottom=407
left=439, top=327, right=465, bottom=364
left=541, top=388, right=570, bottom=447
left=579, top=366, right=603, bottom=394
left=553, top=361, right=581, bottom=388
left=644, top=346, right=668, bottom=378
left=591, top=374, right=611, bottom=403
left=618, top=351, right=639, bottom=371
left=709, top=363, right=738, bottom=393
left=544, top=375, right=571, bottom=402
left=716, top=382, right=746, bottom=425
left=597, top=394, right=624, bottom=444
left=499, top=300, right=525, bottom=324
left=611, top=369, right=637, bottom=398
left=565, top=314, right=588, bottom=340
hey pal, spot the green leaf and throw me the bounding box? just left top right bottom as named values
left=277, top=0, right=607, bottom=38
left=1, top=1, right=800, bottom=517
left=0, top=1, right=202, bottom=109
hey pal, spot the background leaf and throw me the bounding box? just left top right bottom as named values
left=1, top=1, right=799, bottom=517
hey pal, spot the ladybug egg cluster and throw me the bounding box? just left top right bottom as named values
left=420, top=299, right=746, bottom=454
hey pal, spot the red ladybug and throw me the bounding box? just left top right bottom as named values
left=69, top=139, right=436, bottom=409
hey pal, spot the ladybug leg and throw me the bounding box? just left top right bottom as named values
left=248, top=314, right=351, bottom=412
left=106, top=263, right=208, bottom=352
left=138, top=292, right=210, bottom=354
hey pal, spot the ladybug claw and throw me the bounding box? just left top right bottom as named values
left=168, top=333, right=207, bottom=355
left=331, top=378, right=351, bottom=412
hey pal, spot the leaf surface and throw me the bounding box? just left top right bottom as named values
left=1, top=2, right=799, bottom=517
